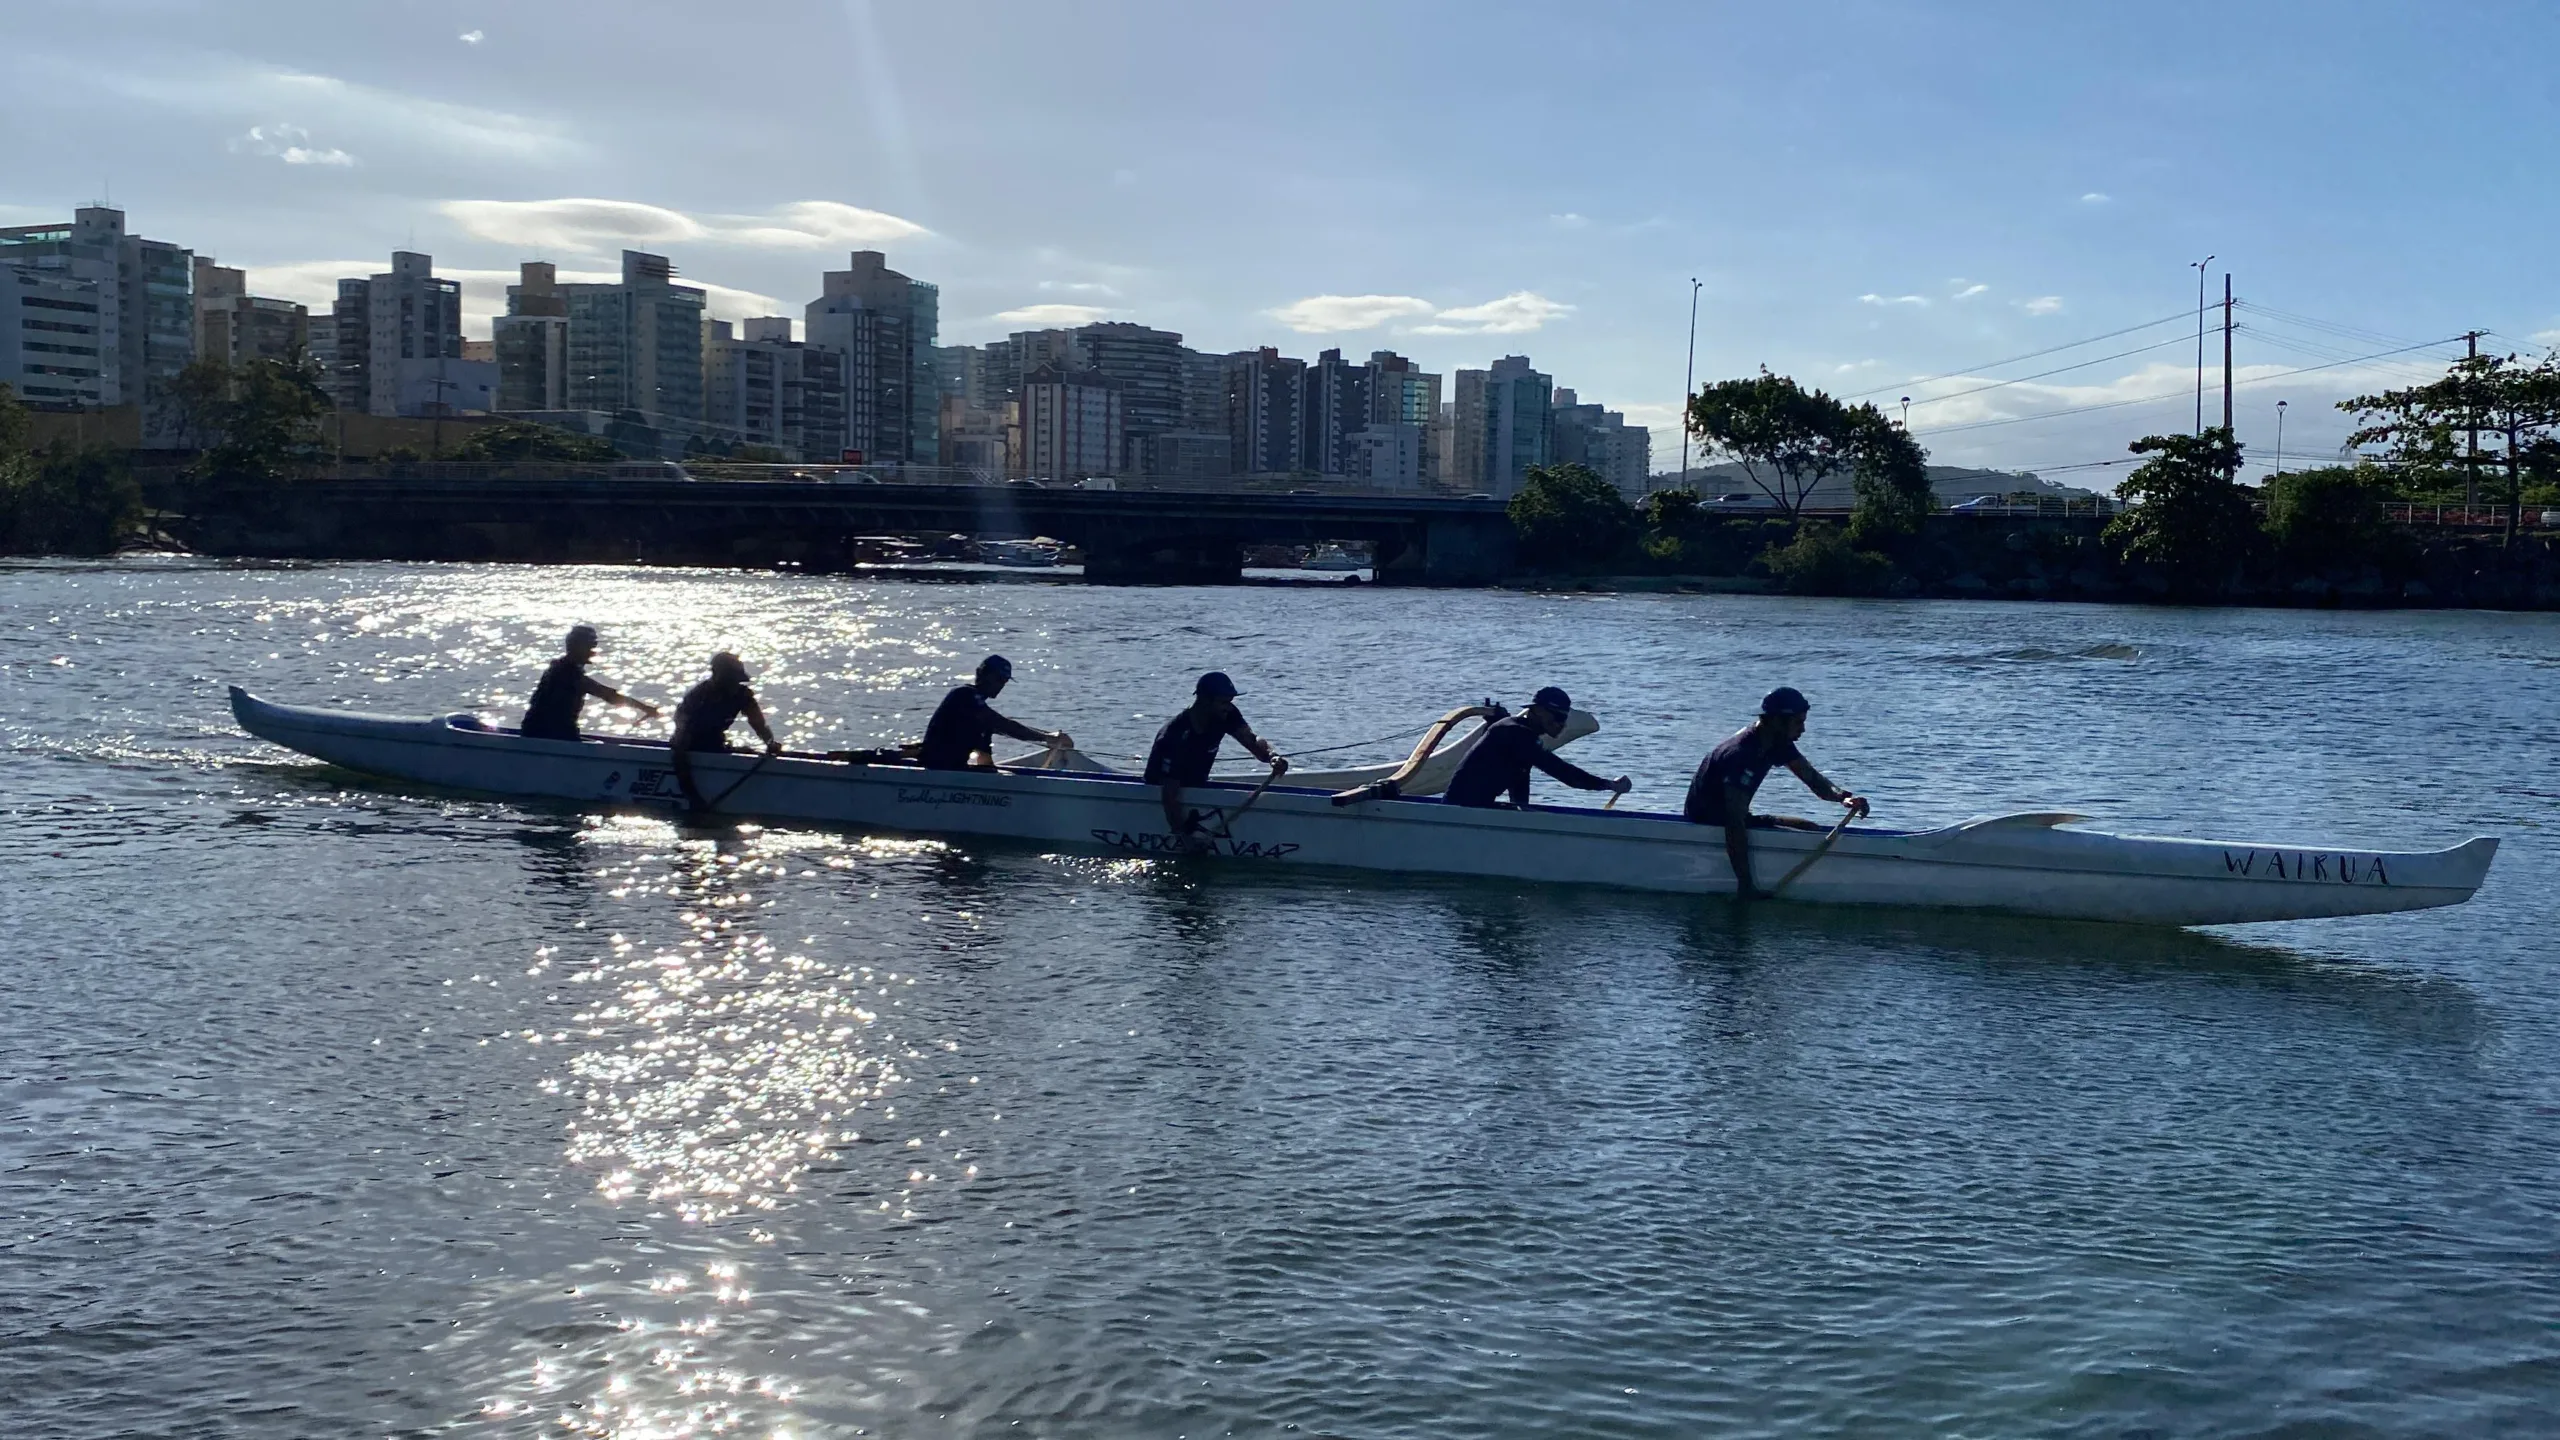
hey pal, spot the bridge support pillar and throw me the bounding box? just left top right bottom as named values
left=1372, top=515, right=1514, bottom=586
left=1082, top=533, right=1243, bottom=585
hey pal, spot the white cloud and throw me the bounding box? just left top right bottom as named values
left=1039, top=280, right=1118, bottom=296
left=84, top=61, right=576, bottom=162
left=2021, top=295, right=2065, bottom=316
left=1951, top=282, right=1989, bottom=301
left=459, top=29, right=484, bottom=44
left=439, top=197, right=928, bottom=254
left=1410, top=290, right=1573, bottom=335
left=230, top=123, right=354, bottom=166
left=1859, top=293, right=1928, bottom=307
left=1834, top=359, right=1880, bottom=373
left=2080, top=192, right=2111, bottom=204
left=1267, top=294, right=1439, bottom=333
left=1549, top=212, right=1590, bottom=228
left=994, top=303, right=1113, bottom=326
left=2532, top=327, right=2560, bottom=347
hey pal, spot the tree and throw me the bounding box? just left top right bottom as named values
left=444, top=420, right=618, bottom=463
left=188, top=354, right=331, bottom=486
left=2262, top=464, right=2396, bottom=566
left=2342, top=351, right=2560, bottom=541
left=2102, top=428, right=2256, bottom=598
left=1847, top=416, right=1931, bottom=546
left=1507, top=461, right=1636, bottom=572
left=1, top=415, right=142, bottom=556
left=1687, top=369, right=1922, bottom=521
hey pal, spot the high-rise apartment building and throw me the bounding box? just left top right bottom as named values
left=805, top=250, right=938, bottom=466
left=324, top=279, right=370, bottom=411
left=1016, top=363, right=1121, bottom=480
left=0, top=206, right=195, bottom=423
left=1300, top=347, right=1372, bottom=477
left=706, top=316, right=847, bottom=461
left=192, top=259, right=308, bottom=368
left=1072, top=322, right=1184, bottom=473
left=1225, top=347, right=1307, bottom=476
left=1452, top=355, right=1552, bottom=498
left=0, top=265, right=111, bottom=408
left=358, top=252, right=466, bottom=417
left=492, top=262, right=569, bottom=414
left=1549, top=387, right=1653, bottom=499
left=563, top=251, right=706, bottom=425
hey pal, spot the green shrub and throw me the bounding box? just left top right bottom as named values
left=1761, top=523, right=1894, bottom=595
left=1507, top=461, right=1636, bottom=572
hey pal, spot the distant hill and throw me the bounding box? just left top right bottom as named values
left=1647, top=463, right=2095, bottom=506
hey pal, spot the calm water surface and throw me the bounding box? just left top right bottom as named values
left=4, top=559, right=2556, bottom=1438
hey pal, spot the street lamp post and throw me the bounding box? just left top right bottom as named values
left=1900, top=396, right=1911, bottom=430
left=1678, top=277, right=1701, bottom=489
left=2275, top=399, right=2287, bottom=476
left=2191, top=255, right=2215, bottom=435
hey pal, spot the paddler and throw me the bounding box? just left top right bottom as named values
left=1144, top=670, right=1287, bottom=843
left=918, top=654, right=1071, bottom=770
left=519, top=624, right=659, bottom=741
left=1682, top=686, right=1867, bottom=900
left=668, top=651, right=782, bottom=810
left=1442, top=686, right=1629, bottom=810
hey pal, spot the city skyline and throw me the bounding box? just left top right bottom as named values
left=7, top=1, right=2559, bottom=481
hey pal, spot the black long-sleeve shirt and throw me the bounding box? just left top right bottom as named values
left=1442, top=716, right=1612, bottom=808
left=918, top=684, right=1048, bottom=770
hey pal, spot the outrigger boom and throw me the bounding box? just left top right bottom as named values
left=228, top=687, right=2496, bottom=928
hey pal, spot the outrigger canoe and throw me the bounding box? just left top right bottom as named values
left=229, top=687, right=2497, bottom=928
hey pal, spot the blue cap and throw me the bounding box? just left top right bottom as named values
left=1195, top=670, right=1239, bottom=698
left=1761, top=686, right=1810, bottom=716
left=979, top=654, right=1013, bottom=678
left=1532, top=685, right=1572, bottom=714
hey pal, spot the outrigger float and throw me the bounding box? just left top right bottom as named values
left=230, top=687, right=2497, bottom=928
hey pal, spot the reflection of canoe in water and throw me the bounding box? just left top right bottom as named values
left=230, top=687, right=2498, bottom=928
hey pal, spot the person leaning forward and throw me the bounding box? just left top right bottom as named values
left=520, top=624, right=659, bottom=741
left=668, top=651, right=781, bottom=811
left=1682, top=686, right=1868, bottom=900
left=1442, top=686, right=1629, bottom=810
left=1144, top=670, right=1286, bottom=842
left=918, top=654, right=1070, bottom=771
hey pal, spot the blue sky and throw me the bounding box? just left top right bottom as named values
left=6, top=0, right=2554, bottom=484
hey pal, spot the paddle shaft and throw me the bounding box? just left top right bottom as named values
left=1769, top=804, right=1859, bottom=897
left=697, top=747, right=778, bottom=813
left=1203, top=762, right=1285, bottom=839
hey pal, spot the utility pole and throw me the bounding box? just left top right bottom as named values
left=2191, top=255, right=2215, bottom=434
left=2220, top=273, right=2234, bottom=438
left=2275, top=399, right=2287, bottom=476
left=1678, top=277, right=1700, bottom=489
left=2463, top=329, right=2482, bottom=510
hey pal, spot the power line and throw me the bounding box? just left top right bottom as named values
left=1909, top=335, right=2468, bottom=438
left=1836, top=309, right=2194, bottom=401
left=1902, top=334, right=2194, bottom=409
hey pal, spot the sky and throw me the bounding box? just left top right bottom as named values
left=6, top=0, right=2557, bottom=486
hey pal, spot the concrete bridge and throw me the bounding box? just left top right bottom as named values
left=170, top=475, right=1520, bottom=584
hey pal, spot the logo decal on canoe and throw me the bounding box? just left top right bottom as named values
left=626, top=768, right=688, bottom=801
left=2221, top=849, right=2390, bottom=885
left=1091, top=828, right=1300, bottom=860
left=897, top=787, right=1013, bottom=808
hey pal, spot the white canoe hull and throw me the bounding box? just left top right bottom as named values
left=229, top=688, right=2497, bottom=928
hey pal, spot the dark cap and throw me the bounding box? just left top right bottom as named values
left=711, top=651, right=749, bottom=681
left=1760, top=686, right=1810, bottom=716
left=1531, top=685, right=1573, bottom=715
left=978, top=653, right=1013, bottom=678
left=1195, top=670, right=1239, bottom=699
left=565, top=624, right=599, bottom=650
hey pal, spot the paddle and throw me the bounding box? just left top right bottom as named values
left=695, top=745, right=780, bottom=816
left=1769, top=800, right=1863, bottom=897
left=1202, top=761, right=1286, bottom=841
